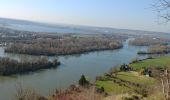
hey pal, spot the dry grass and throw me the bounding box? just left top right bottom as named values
left=48, top=85, right=103, bottom=100
left=14, top=84, right=44, bottom=100
left=14, top=84, right=103, bottom=100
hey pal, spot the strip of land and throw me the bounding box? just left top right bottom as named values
left=138, top=45, right=170, bottom=55
left=129, top=37, right=170, bottom=46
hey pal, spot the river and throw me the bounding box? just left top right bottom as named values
left=0, top=39, right=148, bottom=100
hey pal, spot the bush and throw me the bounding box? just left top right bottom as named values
left=122, top=97, right=134, bottom=100
left=79, top=75, right=89, bottom=86
left=139, top=69, right=145, bottom=75
left=135, top=86, right=149, bottom=97
left=96, top=87, right=105, bottom=93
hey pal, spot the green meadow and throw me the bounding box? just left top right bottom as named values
left=129, top=56, right=170, bottom=70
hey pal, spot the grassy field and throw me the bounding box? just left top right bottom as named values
left=129, top=56, right=170, bottom=70
left=96, top=80, right=131, bottom=93
left=96, top=71, right=157, bottom=94
left=116, top=72, right=156, bottom=85
left=96, top=56, right=169, bottom=99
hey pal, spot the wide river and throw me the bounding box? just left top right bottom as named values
left=0, top=39, right=148, bottom=100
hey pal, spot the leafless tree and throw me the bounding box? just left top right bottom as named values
left=153, top=0, right=170, bottom=22
left=160, top=69, right=170, bottom=100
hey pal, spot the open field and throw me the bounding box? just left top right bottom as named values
left=96, top=71, right=157, bottom=94
left=129, top=56, right=170, bottom=70
left=96, top=56, right=170, bottom=99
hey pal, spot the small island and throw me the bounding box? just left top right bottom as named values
left=0, top=57, right=60, bottom=75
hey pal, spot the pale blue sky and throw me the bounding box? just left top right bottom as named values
left=0, top=0, right=170, bottom=32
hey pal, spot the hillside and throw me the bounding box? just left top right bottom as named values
left=0, top=18, right=169, bottom=36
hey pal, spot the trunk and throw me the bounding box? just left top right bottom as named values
left=161, top=78, right=165, bottom=94
left=165, top=70, right=170, bottom=100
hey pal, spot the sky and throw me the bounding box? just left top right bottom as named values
left=0, top=0, right=170, bottom=32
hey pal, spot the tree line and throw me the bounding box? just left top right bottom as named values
left=138, top=45, right=170, bottom=55
left=129, top=37, right=170, bottom=46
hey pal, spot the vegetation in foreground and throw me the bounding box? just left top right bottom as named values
left=15, top=85, right=104, bottom=100
left=15, top=76, right=103, bottom=100
left=0, top=57, right=60, bottom=75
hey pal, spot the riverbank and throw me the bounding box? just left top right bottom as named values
left=138, top=45, right=170, bottom=55
left=95, top=56, right=170, bottom=100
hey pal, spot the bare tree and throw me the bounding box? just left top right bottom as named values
left=160, top=69, right=170, bottom=100
left=153, top=0, right=170, bottom=22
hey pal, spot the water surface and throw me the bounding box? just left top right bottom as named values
left=0, top=39, right=148, bottom=100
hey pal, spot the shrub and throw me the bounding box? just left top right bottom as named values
left=139, top=69, right=145, bottom=75
left=96, top=87, right=105, bottom=93
left=79, top=75, right=89, bottom=86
